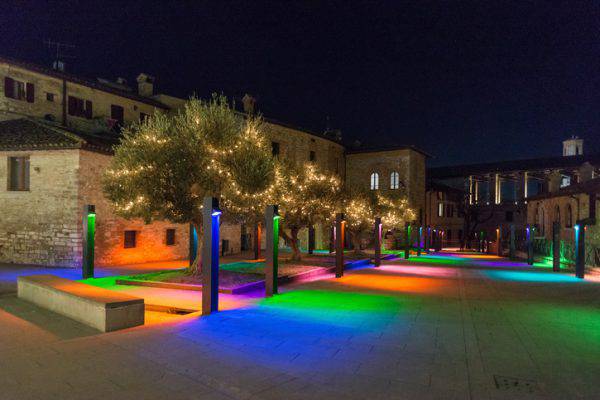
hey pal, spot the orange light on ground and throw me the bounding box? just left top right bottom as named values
left=333, top=272, right=449, bottom=295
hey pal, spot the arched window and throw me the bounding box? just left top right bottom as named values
left=565, top=204, right=573, bottom=228
left=390, top=171, right=400, bottom=189
left=370, top=172, right=379, bottom=190
left=554, top=205, right=560, bottom=224
left=536, top=206, right=545, bottom=235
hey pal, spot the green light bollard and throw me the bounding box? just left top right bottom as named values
left=189, top=223, right=198, bottom=267
left=265, top=205, right=280, bottom=297
left=575, top=224, right=585, bottom=279
left=404, top=222, right=411, bottom=259
left=335, top=213, right=345, bottom=278
left=82, top=205, right=96, bottom=279
left=374, top=217, right=382, bottom=267
left=202, top=197, right=221, bottom=315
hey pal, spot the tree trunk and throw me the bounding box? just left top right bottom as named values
left=349, top=230, right=364, bottom=256
left=289, top=227, right=302, bottom=261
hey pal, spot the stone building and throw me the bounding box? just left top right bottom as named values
left=526, top=177, right=600, bottom=267
left=0, top=57, right=424, bottom=267
left=428, top=139, right=600, bottom=246
left=424, top=181, right=464, bottom=248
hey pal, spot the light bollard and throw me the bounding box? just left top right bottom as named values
left=496, top=227, right=502, bottom=257
left=417, top=226, right=422, bottom=256
left=335, top=213, right=345, bottom=278
left=265, top=205, right=280, bottom=297
left=374, top=217, right=382, bottom=267
left=552, top=221, right=561, bottom=272
left=189, top=223, right=198, bottom=267
left=202, top=197, right=221, bottom=316
left=575, top=224, right=585, bottom=279
left=82, top=205, right=96, bottom=279
left=404, top=222, right=411, bottom=259
left=526, top=225, right=534, bottom=265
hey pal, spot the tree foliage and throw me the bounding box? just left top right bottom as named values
left=102, top=94, right=274, bottom=272
left=275, top=160, right=342, bottom=261
left=343, top=186, right=415, bottom=253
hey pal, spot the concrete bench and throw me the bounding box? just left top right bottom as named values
left=17, top=275, right=144, bottom=332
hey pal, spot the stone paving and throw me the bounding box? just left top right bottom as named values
left=1, top=252, right=600, bottom=399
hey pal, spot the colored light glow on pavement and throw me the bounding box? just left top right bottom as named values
left=483, top=270, right=585, bottom=283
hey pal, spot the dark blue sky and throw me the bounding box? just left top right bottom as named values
left=1, top=1, right=598, bottom=166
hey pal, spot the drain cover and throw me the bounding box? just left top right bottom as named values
left=494, top=375, right=540, bottom=393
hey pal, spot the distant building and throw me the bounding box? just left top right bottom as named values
left=0, top=57, right=425, bottom=267
left=428, top=138, right=600, bottom=248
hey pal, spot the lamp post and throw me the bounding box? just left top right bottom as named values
left=374, top=217, right=382, bottom=267
left=202, top=197, right=221, bottom=315
left=425, top=226, right=431, bottom=254
left=335, top=213, right=345, bottom=278
left=496, top=226, right=502, bottom=257
left=82, top=205, right=96, bottom=279
left=308, top=225, right=315, bottom=255
left=265, top=205, right=280, bottom=297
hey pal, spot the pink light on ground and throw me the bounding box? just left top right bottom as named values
left=379, top=264, right=458, bottom=278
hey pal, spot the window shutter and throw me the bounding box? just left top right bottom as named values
left=4, top=77, right=14, bottom=98
left=68, top=96, right=76, bottom=115
left=26, top=83, right=34, bottom=103
left=85, top=100, right=93, bottom=119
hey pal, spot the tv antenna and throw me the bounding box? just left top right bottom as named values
left=44, top=39, right=75, bottom=70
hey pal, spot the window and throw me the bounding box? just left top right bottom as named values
left=46, top=93, right=55, bottom=102
left=438, top=202, right=444, bottom=217
left=111, top=104, right=124, bottom=128
left=561, top=176, right=571, bottom=188
left=554, top=205, right=560, bottom=224
left=4, top=77, right=34, bottom=103
left=8, top=156, right=30, bottom=191
left=390, top=171, right=400, bottom=189
left=445, top=204, right=454, bottom=218
left=370, top=172, right=379, bottom=190
left=309, top=150, right=316, bottom=162
left=565, top=204, right=573, bottom=228
left=124, top=230, right=137, bottom=248
left=68, top=96, right=93, bottom=119
left=166, top=229, right=176, bottom=246
left=447, top=229, right=452, bottom=241
left=271, top=141, right=280, bottom=157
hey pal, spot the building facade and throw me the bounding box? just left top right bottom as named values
left=0, top=57, right=425, bottom=267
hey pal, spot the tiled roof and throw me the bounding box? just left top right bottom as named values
left=527, top=177, right=600, bottom=201
left=0, top=56, right=169, bottom=110
left=428, top=154, right=600, bottom=179
left=346, top=145, right=431, bottom=157
left=0, top=118, right=116, bottom=154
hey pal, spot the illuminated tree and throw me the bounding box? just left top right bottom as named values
left=276, top=160, right=342, bottom=261
left=343, top=186, right=415, bottom=254
left=103, top=94, right=274, bottom=274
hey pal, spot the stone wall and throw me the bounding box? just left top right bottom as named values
left=0, top=149, right=80, bottom=266
left=0, top=62, right=162, bottom=132
left=345, top=149, right=426, bottom=223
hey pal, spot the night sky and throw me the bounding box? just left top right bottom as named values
left=1, top=1, right=598, bottom=166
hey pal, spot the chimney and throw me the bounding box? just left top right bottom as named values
left=547, top=170, right=562, bottom=193
left=52, top=60, right=66, bottom=72
left=242, top=94, right=256, bottom=114
left=579, top=162, right=594, bottom=183
left=563, top=136, right=584, bottom=156
left=136, top=73, right=155, bottom=97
